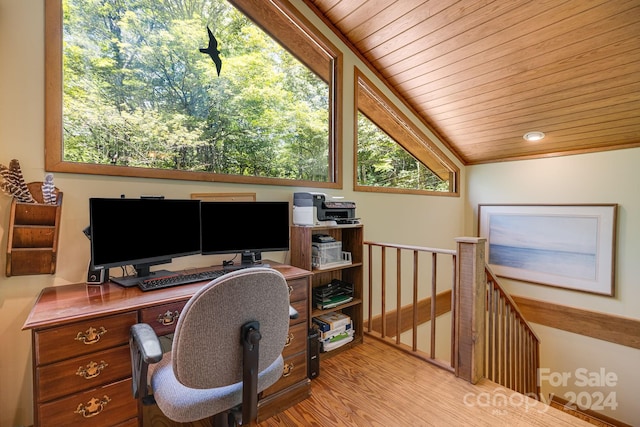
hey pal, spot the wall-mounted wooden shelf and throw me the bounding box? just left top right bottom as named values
left=6, top=182, right=62, bottom=277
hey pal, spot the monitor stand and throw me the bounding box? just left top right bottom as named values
left=222, top=251, right=270, bottom=271
left=223, top=262, right=270, bottom=272
left=110, top=269, right=176, bottom=288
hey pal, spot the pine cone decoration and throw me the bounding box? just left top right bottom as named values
left=0, top=159, right=36, bottom=203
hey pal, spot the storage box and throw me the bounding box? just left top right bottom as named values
left=312, top=241, right=351, bottom=269
left=6, top=182, right=63, bottom=276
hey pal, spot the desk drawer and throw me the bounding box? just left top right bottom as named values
left=37, top=378, right=137, bottom=427
left=261, top=351, right=307, bottom=398
left=35, top=312, right=137, bottom=365
left=283, top=322, right=307, bottom=358
left=290, top=298, right=308, bottom=326
left=36, top=344, right=131, bottom=402
left=140, top=300, right=188, bottom=336
left=288, top=277, right=308, bottom=302
left=113, top=418, right=139, bottom=427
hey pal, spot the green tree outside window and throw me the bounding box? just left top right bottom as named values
left=60, top=0, right=333, bottom=183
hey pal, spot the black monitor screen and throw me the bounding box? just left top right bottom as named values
left=200, top=201, right=289, bottom=257
left=89, top=198, right=201, bottom=275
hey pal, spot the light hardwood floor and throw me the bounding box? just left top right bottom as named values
left=145, top=337, right=591, bottom=426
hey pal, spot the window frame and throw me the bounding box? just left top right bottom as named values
left=44, top=0, right=343, bottom=188
left=354, top=68, right=459, bottom=196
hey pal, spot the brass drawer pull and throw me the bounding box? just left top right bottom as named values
left=74, top=395, right=111, bottom=418
left=288, top=285, right=293, bottom=295
left=157, top=310, right=180, bottom=326
left=76, top=360, right=108, bottom=379
left=74, top=326, right=107, bottom=345
left=283, top=362, right=294, bottom=377
left=284, top=332, right=294, bottom=347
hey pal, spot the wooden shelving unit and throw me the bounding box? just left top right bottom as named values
left=290, top=224, right=364, bottom=359
left=5, top=182, right=62, bottom=276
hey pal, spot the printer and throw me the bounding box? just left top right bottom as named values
left=293, top=192, right=359, bottom=226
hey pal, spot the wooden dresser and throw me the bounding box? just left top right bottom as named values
left=23, top=263, right=311, bottom=426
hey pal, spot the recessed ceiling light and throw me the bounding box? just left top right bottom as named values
left=523, top=131, right=545, bottom=142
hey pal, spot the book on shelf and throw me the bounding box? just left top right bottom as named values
left=317, top=320, right=352, bottom=340
left=323, top=329, right=353, bottom=344
left=312, top=311, right=351, bottom=333
left=320, top=329, right=354, bottom=352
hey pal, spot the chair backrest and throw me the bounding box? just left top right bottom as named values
left=170, top=267, right=290, bottom=389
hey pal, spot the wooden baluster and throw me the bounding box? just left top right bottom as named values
left=381, top=246, right=386, bottom=338
left=450, top=252, right=457, bottom=369
left=413, top=250, right=419, bottom=352
left=430, top=252, right=437, bottom=360
left=396, top=248, right=401, bottom=344
left=367, top=244, right=373, bottom=333
left=485, top=281, right=495, bottom=380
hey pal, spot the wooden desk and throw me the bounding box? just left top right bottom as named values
left=23, top=263, right=312, bottom=427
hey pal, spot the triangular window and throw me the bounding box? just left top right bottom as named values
left=355, top=69, right=458, bottom=195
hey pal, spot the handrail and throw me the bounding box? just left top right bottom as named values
left=364, top=241, right=457, bottom=256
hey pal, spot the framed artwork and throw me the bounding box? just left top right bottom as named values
left=478, top=204, right=617, bottom=296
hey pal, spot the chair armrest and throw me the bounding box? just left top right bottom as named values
left=289, top=305, right=299, bottom=320
left=129, top=323, right=163, bottom=400
left=131, top=323, right=163, bottom=363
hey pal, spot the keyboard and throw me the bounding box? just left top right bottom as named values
left=138, top=269, right=229, bottom=292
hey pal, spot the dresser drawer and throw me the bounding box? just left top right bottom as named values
left=261, top=351, right=307, bottom=398
left=139, top=300, right=188, bottom=336
left=287, top=277, right=308, bottom=302
left=37, top=378, right=138, bottom=427
left=283, top=322, right=307, bottom=358
left=36, top=344, right=131, bottom=402
left=35, top=312, right=138, bottom=365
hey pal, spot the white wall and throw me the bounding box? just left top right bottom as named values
left=0, top=1, right=465, bottom=426
left=467, top=149, right=640, bottom=425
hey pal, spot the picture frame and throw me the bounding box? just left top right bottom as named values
left=478, top=204, right=617, bottom=296
left=191, top=192, right=256, bottom=202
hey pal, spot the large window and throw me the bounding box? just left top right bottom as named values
left=355, top=69, right=458, bottom=196
left=45, top=0, right=341, bottom=187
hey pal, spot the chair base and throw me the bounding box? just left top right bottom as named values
left=212, top=411, right=230, bottom=427
left=212, top=406, right=242, bottom=427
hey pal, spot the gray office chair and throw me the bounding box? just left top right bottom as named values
left=129, top=267, right=293, bottom=426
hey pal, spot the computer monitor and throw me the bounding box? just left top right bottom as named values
left=200, top=201, right=289, bottom=267
left=89, top=198, right=201, bottom=286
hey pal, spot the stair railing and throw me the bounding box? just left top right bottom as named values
left=364, top=237, right=540, bottom=399
left=485, top=265, right=540, bottom=398
left=363, top=240, right=457, bottom=372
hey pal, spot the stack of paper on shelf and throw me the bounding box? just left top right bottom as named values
left=312, top=311, right=354, bottom=352
left=313, top=279, right=354, bottom=310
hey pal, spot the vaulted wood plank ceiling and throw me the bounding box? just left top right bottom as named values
left=303, top=0, right=640, bottom=165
